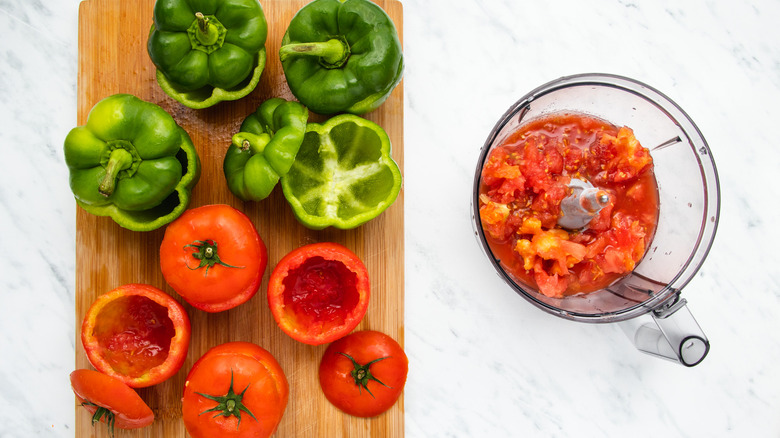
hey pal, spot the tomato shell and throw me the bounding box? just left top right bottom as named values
left=160, top=204, right=268, bottom=313
left=268, top=242, right=370, bottom=345
left=81, top=283, right=191, bottom=388
left=319, top=330, right=408, bottom=418
left=182, top=342, right=289, bottom=438
left=70, top=369, right=154, bottom=430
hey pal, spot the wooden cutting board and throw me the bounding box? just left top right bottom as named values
left=74, top=0, right=404, bottom=436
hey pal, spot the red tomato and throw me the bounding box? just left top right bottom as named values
left=70, top=369, right=154, bottom=435
left=160, top=204, right=268, bottom=313
left=319, top=330, right=408, bottom=418
left=81, top=283, right=191, bottom=388
left=182, top=342, right=289, bottom=438
left=268, top=242, right=370, bottom=345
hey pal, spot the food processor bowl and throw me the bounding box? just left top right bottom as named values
left=472, top=73, right=720, bottom=366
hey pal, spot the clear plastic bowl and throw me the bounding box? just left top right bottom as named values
left=472, top=73, right=720, bottom=323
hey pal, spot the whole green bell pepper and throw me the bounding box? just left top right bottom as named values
left=64, top=94, right=201, bottom=231
left=147, top=0, right=268, bottom=109
left=279, top=0, right=404, bottom=115
left=223, top=98, right=309, bottom=201
left=280, top=114, right=402, bottom=229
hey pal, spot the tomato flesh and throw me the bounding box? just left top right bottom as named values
left=268, top=242, right=370, bottom=345
left=82, top=283, right=190, bottom=388
left=93, top=295, right=175, bottom=378
left=478, top=113, right=659, bottom=297
left=283, top=256, right=359, bottom=327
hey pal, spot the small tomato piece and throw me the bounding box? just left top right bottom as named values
left=182, top=342, right=289, bottom=438
left=268, top=242, right=370, bottom=345
left=70, top=369, right=154, bottom=435
left=81, top=283, right=191, bottom=388
left=160, top=204, right=268, bottom=312
left=319, top=330, right=408, bottom=418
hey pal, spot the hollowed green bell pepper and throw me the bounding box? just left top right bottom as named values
left=147, top=0, right=268, bottom=109
left=280, top=114, right=402, bottom=229
left=279, top=0, right=404, bottom=115
left=64, top=94, right=201, bottom=231
left=223, top=98, right=309, bottom=202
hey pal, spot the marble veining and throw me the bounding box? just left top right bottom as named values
left=2, top=0, right=780, bottom=436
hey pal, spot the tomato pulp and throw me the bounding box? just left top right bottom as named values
left=478, top=113, right=659, bottom=298
left=268, top=242, right=370, bottom=345
left=81, top=283, right=191, bottom=388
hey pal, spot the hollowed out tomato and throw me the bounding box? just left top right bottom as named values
left=268, top=242, right=370, bottom=345
left=319, top=330, right=408, bottom=418
left=80, top=283, right=191, bottom=388
left=70, top=369, right=154, bottom=435
left=160, top=204, right=268, bottom=313
left=182, top=342, right=289, bottom=438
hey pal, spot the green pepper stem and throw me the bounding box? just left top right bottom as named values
left=279, top=38, right=350, bottom=68
left=194, top=12, right=219, bottom=46
left=98, top=148, right=133, bottom=197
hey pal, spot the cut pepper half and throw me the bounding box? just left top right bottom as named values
left=280, top=114, right=402, bottom=230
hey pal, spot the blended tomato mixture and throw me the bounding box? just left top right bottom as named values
left=479, top=113, right=659, bottom=298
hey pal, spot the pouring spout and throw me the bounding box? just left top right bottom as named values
left=619, top=295, right=710, bottom=366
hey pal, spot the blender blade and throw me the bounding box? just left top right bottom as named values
left=557, top=178, right=610, bottom=230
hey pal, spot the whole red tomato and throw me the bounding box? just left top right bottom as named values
left=160, top=204, right=268, bottom=313
left=182, top=342, right=289, bottom=438
left=268, top=242, right=370, bottom=345
left=81, top=283, right=191, bottom=388
left=70, top=369, right=154, bottom=435
left=319, top=330, right=408, bottom=418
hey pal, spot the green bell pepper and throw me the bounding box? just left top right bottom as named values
left=147, top=0, right=268, bottom=109
left=223, top=98, right=309, bottom=202
left=280, top=114, right=402, bottom=229
left=279, top=0, right=404, bottom=115
left=64, top=94, right=201, bottom=232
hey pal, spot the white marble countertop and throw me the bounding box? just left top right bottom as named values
left=2, top=0, right=779, bottom=436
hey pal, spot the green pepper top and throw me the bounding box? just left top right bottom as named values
left=64, top=94, right=201, bottom=231
left=280, top=114, right=402, bottom=229
left=223, top=98, right=309, bottom=202
left=279, top=0, right=403, bottom=115
left=147, top=0, right=268, bottom=109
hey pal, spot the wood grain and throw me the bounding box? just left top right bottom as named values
left=74, top=0, right=404, bottom=436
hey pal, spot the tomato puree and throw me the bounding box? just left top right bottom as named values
left=479, top=113, right=659, bottom=298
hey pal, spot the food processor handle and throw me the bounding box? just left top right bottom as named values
left=618, top=297, right=710, bottom=367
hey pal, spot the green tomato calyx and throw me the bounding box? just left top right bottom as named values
left=184, top=239, right=244, bottom=276
left=339, top=352, right=391, bottom=398
left=82, top=401, right=116, bottom=438
left=197, top=370, right=257, bottom=429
